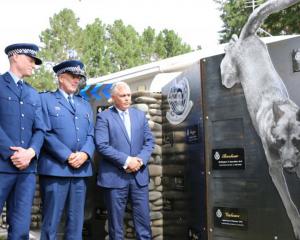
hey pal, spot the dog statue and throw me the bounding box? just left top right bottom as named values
left=220, top=0, right=300, bottom=238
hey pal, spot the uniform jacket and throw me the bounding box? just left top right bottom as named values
left=0, top=72, right=45, bottom=173
left=95, top=106, right=154, bottom=188
left=38, top=90, right=94, bottom=177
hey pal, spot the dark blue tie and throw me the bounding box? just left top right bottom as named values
left=17, top=80, right=23, bottom=94
left=68, top=95, right=76, bottom=111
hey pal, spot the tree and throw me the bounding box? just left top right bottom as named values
left=215, top=0, right=300, bottom=43
left=29, top=65, right=56, bottom=92
left=81, top=19, right=110, bottom=76
left=264, top=3, right=300, bottom=35
left=27, top=8, right=83, bottom=90
left=155, top=29, right=192, bottom=58
left=26, top=9, right=192, bottom=91
left=140, top=27, right=157, bottom=62
left=39, top=8, right=83, bottom=62
left=106, top=20, right=144, bottom=72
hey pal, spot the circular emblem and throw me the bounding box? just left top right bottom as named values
left=216, top=209, right=223, bottom=218
left=295, top=50, right=300, bottom=61
left=166, top=77, right=193, bottom=125
left=214, top=151, right=220, bottom=160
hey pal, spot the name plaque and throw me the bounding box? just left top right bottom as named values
left=212, top=148, right=245, bottom=170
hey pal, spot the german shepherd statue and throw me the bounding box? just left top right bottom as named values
left=220, top=0, right=300, bottom=238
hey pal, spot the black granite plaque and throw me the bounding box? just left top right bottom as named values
left=186, top=125, right=200, bottom=144
left=214, top=207, right=248, bottom=230
left=163, top=197, right=173, bottom=211
left=212, top=148, right=245, bottom=170
left=163, top=132, right=174, bottom=146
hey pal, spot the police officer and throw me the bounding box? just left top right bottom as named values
left=38, top=60, right=95, bottom=240
left=0, top=43, right=45, bottom=239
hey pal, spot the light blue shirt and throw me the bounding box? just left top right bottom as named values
left=8, top=71, right=22, bottom=86
left=115, top=106, right=143, bottom=168
left=59, top=89, right=74, bottom=102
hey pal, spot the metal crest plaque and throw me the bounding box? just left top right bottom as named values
left=166, top=77, right=193, bottom=125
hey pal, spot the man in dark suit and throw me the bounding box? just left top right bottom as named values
left=0, top=43, right=45, bottom=239
left=95, top=82, right=154, bottom=240
left=38, top=60, right=95, bottom=240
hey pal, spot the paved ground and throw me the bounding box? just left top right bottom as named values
left=0, top=227, right=40, bottom=240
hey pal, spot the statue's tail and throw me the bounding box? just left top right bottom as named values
left=240, top=0, right=300, bottom=40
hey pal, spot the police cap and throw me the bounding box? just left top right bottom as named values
left=5, top=43, right=42, bottom=65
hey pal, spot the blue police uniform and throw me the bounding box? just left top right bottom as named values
left=38, top=60, right=95, bottom=240
left=0, top=43, right=44, bottom=240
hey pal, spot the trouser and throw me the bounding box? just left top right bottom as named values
left=0, top=173, right=36, bottom=240
left=40, top=176, right=87, bottom=240
left=103, top=176, right=151, bottom=240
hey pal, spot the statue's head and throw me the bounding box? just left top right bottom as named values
left=220, top=34, right=240, bottom=88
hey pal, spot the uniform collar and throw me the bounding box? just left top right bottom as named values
left=59, top=89, right=74, bottom=100
left=8, top=71, right=23, bottom=85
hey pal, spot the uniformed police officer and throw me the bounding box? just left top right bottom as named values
left=0, top=43, right=45, bottom=239
left=38, top=60, right=95, bottom=240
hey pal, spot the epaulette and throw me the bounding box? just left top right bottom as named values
left=24, top=81, right=33, bottom=88
left=76, top=94, right=89, bottom=102
left=39, top=90, right=50, bottom=94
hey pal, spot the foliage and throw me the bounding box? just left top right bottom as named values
left=27, top=65, right=56, bottom=92
left=215, top=0, right=300, bottom=43
left=27, top=9, right=192, bottom=91
left=81, top=18, right=109, bottom=76
left=106, top=20, right=144, bottom=72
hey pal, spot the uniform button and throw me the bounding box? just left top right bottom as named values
left=75, top=116, right=78, bottom=119
left=76, top=127, right=79, bottom=130
left=21, top=127, right=25, bottom=130
left=21, top=113, right=24, bottom=117
left=8, top=97, right=11, bottom=100
left=20, top=101, right=23, bottom=104
left=77, top=139, right=80, bottom=142
left=21, top=140, right=24, bottom=144
left=56, top=114, right=59, bottom=117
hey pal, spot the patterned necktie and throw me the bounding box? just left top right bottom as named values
left=121, top=111, right=131, bottom=140
left=67, top=95, right=76, bottom=111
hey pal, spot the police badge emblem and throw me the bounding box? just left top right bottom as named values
left=166, top=77, right=193, bottom=125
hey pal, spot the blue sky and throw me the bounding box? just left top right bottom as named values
left=0, top=0, right=223, bottom=73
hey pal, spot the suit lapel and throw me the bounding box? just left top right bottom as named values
left=111, top=107, right=130, bottom=144
left=3, top=72, right=21, bottom=98
left=54, top=90, right=75, bottom=114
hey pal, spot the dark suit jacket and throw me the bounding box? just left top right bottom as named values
left=95, top=106, right=154, bottom=188
left=38, top=90, right=94, bottom=177
left=0, top=72, right=45, bottom=173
